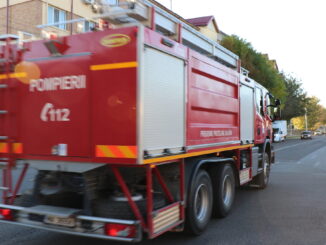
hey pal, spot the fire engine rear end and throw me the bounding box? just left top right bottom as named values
left=0, top=0, right=279, bottom=242
left=18, top=27, right=138, bottom=163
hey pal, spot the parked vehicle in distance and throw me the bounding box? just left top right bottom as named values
left=314, top=130, right=322, bottom=136
left=273, top=128, right=285, bottom=142
left=301, top=131, right=313, bottom=140
left=316, top=126, right=326, bottom=134
left=272, top=120, right=287, bottom=142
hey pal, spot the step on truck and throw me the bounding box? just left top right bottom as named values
left=0, top=0, right=281, bottom=242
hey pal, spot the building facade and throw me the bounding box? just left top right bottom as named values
left=1, top=0, right=228, bottom=46
left=0, top=0, right=119, bottom=40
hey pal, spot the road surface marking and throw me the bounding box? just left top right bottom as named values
left=275, top=138, right=325, bottom=152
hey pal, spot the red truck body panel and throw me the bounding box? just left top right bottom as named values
left=0, top=26, right=254, bottom=164
left=187, top=49, right=240, bottom=148
left=5, top=27, right=138, bottom=163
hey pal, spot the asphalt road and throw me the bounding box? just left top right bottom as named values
left=1, top=136, right=326, bottom=245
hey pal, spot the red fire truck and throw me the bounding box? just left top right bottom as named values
left=0, top=0, right=280, bottom=242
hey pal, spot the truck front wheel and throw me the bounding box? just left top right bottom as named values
left=185, top=170, right=213, bottom=235
left=255, top=152, right=270, bottom=189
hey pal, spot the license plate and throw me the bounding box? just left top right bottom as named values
left=44, top=216, right=76, bottom=228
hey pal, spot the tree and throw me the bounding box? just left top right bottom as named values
left=320, top=107, right=326, bottom=125
left=221, top=35, right=287, bottom=102
left=281, top=75, right=307, bottom=121
left=306, top=96, right=322, bottom=130
left=221, top=35, right=326, bottom=126
left=292, top=116, right=305, bottom=130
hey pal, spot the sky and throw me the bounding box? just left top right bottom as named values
left=156, top=0, right=326, bottom=107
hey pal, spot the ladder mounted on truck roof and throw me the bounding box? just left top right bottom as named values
left=95, top=0, right=240, bottom=69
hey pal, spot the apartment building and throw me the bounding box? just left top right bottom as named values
left=0, top=0, right=119, bottom=40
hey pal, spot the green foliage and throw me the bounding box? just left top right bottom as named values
left=292, top=97, right=325, bottom=130
left=320, top=108, right=326, bottom=125
left=221, top=35, right=286, bottom=101
left=221, top=35, right=326, bottom=126
left=281, top=75, right=307, bottom=121
left=306, top=96, right=322, bottom=129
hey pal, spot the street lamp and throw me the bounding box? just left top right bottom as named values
left=304, top=107, right=308, bottom=131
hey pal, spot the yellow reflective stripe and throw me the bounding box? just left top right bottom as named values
left=0, top=72, right=27, bottom=80
left=0, top=143, right=8, bottom=153
left=0, top=74, right=7, bottom=80
left=142, top=144, right=254, bottom=164
left=118, top=146, right=136, bottom=158
left=12, top=143, right=23, bottom=154
left=9, top=72, right=27, bottom=78
left=96, top=145, right=137, bottom=159
left=90, top=61, right=138, bottom=71
left=98, top=145, right=115, bottom=158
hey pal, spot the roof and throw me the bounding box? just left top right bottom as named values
left=147, top=0, right=199, bottom=30
left=186, top=16, right=215, bottom=27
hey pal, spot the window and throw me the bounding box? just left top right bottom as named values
left=48, top=6, right=67, bottom=30
left=255, top=87, right=263, bottom=116
left=84, top=21, right=96, bottom=32
left=266, top=94, right=273, bottom=117
left=103, top=0, right=118, bottom=5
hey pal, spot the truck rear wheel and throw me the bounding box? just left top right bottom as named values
left=185, top=170, right=213, bottom=235
left=211, top=164, right=235, bottom=218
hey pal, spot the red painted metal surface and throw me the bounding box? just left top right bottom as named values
left=9, top=163, right=29, bottom=204
left=144, top=28, right=187, bottom=59
left=146, top=165, right=153, bottom=235
left=254, top=86, right=273, bottom=145
left=186, top=49, right=240, bottom=148
left=2, top=27, right=139, bottom=163
left=0, top=7, right=275, bottom=241
left=150, top=7, right=156, bottom=30
left=0, top=24, right=272, bottom=170
left=1, top=25, right=245, bottom=166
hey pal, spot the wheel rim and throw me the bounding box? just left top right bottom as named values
left=222, top=175, right=233, bottom=207
left=194, top=183, right=209, bottom=222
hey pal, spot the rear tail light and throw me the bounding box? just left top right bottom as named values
left=105, top=223, right=137, bottom=238
left=0, top=208, right=13, bottom=221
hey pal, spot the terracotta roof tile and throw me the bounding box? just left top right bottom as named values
left=186, top=16, right=214, bottom=26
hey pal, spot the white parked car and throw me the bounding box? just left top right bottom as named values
left=273, top=128, right=285, bottom=142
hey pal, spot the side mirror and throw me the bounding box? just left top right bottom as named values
left=275, top=99, right=281, bottom=106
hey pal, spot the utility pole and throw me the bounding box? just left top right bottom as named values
left=6, top=0, right=9, bottom=34
left=304, top=107, right=308, bottom=131
left=170, top=0, right=172, bottom=10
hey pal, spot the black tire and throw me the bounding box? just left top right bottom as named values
left=255, top=152, right=271, bottom=189
left=211, top=164, right=235, bottom=218
left=93, top=193, right=166, bottom=220
left=185, top=170, right=213, bottom=235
